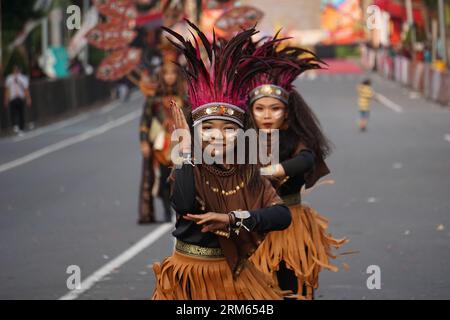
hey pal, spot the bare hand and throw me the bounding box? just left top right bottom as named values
left=260, top=164, right=286, bottom=178
left=170, top=99, right=191, bottom=153
left=184, top=212, right=230, bottom=233
left=170, top=99, right=189, bottom=131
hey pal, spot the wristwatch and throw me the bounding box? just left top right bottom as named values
left=230, top=210, right=251, bottom=234
left=181, top=152, right=195, bottom=166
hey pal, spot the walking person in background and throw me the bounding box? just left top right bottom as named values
left=357, top=79, right=373, bottom=132
left=4, top=65, right=32, bottom=135
left=138, top=52, right=186, bottom=224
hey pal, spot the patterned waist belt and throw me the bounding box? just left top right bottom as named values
left=281, top=193, right=302, bottom=206
left=175, top=240, right=225, bottom=258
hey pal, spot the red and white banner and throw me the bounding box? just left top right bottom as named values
left=96, top=48, right=142, bottom=81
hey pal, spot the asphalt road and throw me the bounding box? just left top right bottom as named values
left=1, top=67, right=450, bottom=300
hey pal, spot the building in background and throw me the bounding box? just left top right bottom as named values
left=320, top=0, right=364, bottom=45
left=241, top=0, right=323, bottom=45
left=362, top=0, right=449, bottom=66
left=239, top=0, right=365, bottom=52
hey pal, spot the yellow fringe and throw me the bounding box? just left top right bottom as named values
left=250, top=204, right=348, bottom=300
left=152, top=251, right=285, bottom=300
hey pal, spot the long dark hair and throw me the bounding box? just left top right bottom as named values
left=248, top=90, right=332, bottom=162
left=241, top=114, right=264, bottom=191
left=283, top=90, right=332, bottom=160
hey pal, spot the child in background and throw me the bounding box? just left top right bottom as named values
left=357, top=79, right=373, bottom=132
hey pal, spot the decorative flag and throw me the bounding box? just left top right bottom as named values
left=96, top=47, right=142, bottom=80
left=87, top=23, right=137, bottom=49
left=215, top=5, right=264, bottom=34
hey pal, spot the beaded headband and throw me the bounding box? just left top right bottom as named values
left=249, top=84, right=290, bottom=105
left=192, top=103, right=246, bottom=127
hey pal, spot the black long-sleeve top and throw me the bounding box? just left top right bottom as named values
left=171, top=164, right=292, bottom=248
left=277, top=149, right=316, bottom=197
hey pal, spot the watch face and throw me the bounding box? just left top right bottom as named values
left=234, top=211, right=250, bottom=219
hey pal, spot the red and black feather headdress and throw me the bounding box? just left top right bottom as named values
left=248, top=35, right=327, bottom=105
left=162, top=20, right=290, bottom=127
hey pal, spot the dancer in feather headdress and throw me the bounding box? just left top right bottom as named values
left=247, top=37, right=348, bottom=300
left=151, top=21, right=293, bottom=300
left=138, top=44, right=187, bottom=224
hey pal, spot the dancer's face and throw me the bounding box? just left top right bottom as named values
left=251, top=97, right=287, bottom=130
left=199, top=120, right=240, bottom=158
left=162, top=66, right=177, bottom=87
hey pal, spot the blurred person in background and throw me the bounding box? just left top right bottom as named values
left=424, top=42, right=432, bottom=64
left=3, top=65, right=32, bottom=135
left=117, top=77, right=132, bottom=102
left=30, top=58, right=46, bottom=79
left=69, top=57, right=85, bottom=76
left=138, top=52, right=187, bottom=224
left=357, top=79, right=374, bottom=132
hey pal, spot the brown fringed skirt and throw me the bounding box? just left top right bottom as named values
left=152, top=248, right=284, bottom=300
left=250, top=204, right=348, bottom=300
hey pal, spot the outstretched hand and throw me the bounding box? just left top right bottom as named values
left=184, top=212, right=230, bottom=233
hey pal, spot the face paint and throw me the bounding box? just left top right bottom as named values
left=199, top=120, right=240, bottom=158
left=200, top=128, right=218, bottom=141
left=251, top=96, right=287, bottom=130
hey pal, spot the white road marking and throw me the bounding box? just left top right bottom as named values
left=9, top=98, right=129, bottom=143
left=97, top=101, right=121, bottom=115
left=375, top=93, right=404, bottom=113
left=11, top=114, right=89, bottom=142
left=367, top=197, right=379, bottom=203
left=7, top=92, right=143, bottom=143
left=393, top=162, right=403, bottom=169
left=98, top=91, right=140, bottom=115
left=409, top=92, right=420, bottom=99
left=59, top=223, right=173, bottom=300
left=0, top=110, right=141, bottom=174
left=445, top=134, right=450, bottom=143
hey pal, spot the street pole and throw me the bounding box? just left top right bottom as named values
left=432, top=19, right=438, bottom=62
left=49, top=7, right=63, bottom=47
left=438, top=0, right=447, bottom=65
left=82, top=0, right=89, bottom=66
left=405, top=0, right=416, bottom=54
left=42, top=18, right=49, bottom=56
